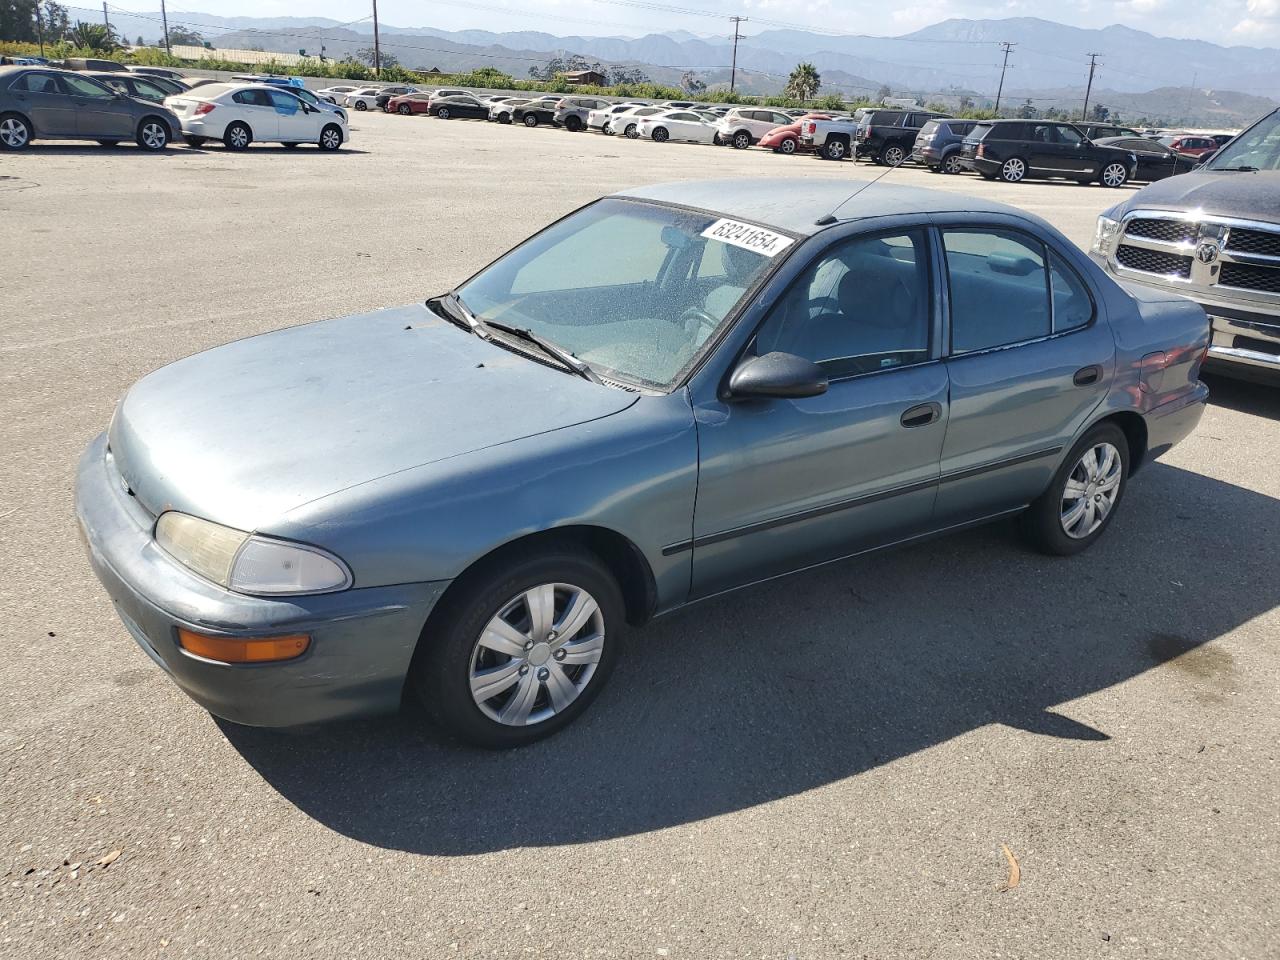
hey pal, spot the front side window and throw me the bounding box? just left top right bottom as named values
left=267, top=90, right=300, bottom=113
left=60, top=75, right=114, bottom=98
left=754, top=230, right=931, bottom=380
left=131, top=78, right=168, bottom=101
left=457, top=199, right=782, bottom=389
left=1057, top=125, right=1084, bottom=145
left=944, top=230, right=1051, bottom=353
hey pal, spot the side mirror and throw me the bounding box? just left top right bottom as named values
left=728, top=352, right=828, bottom=400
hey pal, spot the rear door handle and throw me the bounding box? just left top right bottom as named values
left=900, top=402, right=942, bottom=428
left=1073, top=365, right=1102, bottom=386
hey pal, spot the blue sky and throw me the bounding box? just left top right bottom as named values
left=95, top=0, right=1280, bottom=47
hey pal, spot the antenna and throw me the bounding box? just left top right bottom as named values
left=813, top=158, right=903, bottom=226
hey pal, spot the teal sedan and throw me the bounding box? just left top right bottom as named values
left=76, top=180, right=1210, bottom=747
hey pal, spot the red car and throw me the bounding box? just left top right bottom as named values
left=387, top=93, right=434, bottom=116
left=1158, top=134, right=1218, bottom=159
left=756, top=114, right=831, bottom=155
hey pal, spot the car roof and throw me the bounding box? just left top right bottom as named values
left=614, top=179, right=1038, bottom=236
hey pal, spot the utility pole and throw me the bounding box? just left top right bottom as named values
left=728, top=15, right=747, bottom=93
left=372, top=0, right=382, bottom=78
left=101, top=1, right=110, bottom=36
left=1081, top=52, right=1101, bottom=121
left=34, top=0, right=45, bottom=57
left=994, top=41, right=1015, bottom=115
left=160, top=0, right=170, bottom=53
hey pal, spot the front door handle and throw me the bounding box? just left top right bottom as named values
left=901, top=402, right=942, bottom=428
left=1073, top=365, right=1102, bottom=386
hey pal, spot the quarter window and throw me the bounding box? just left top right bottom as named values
left=755, top=230, right=931, bottom=379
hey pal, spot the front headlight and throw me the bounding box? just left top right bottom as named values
left=1092, top=215, right=1122, bottom=256
left=155, top=512, right=352, bottom=596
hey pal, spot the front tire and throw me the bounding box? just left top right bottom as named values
left=1020, top=423, right=1129, bottom=556
left=398, top=103, right=412, bottom=115
left=223, top=121, right=251, bottom=151
left=136, top=118, right=169, bottom=151
left=318, top=124, right=343, bottom=151
left=565, top=115, right=583, bottom=132
left=436, top=107, right=451, bottom=119
left=354, top=100, right=368, bottom=111
left=1100, top=161, right=1129, bottom=188
left=411, top=542, right=624, bottom=748
left=624, top=123, right=639, bottom=139
left=0, top=113, right=32, bottom=150
left=523, top=113, right=539, bottom=127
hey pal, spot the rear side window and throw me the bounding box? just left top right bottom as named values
left=12, top=73, right=58, bottom=93
left=952, top=121, right=976, bottom=136
left=233, top=89, right=272, bottom=106
left=943, top=230, right=1051, bottom=353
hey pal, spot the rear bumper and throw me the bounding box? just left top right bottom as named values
left=75, top=433, right=449, bottom=727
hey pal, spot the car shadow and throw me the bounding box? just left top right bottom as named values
left=1204, top=372, right=1280, bottom=419
left=16, top=144, right=369, bottom=156
left=220, top=462, right=1275, bottom=855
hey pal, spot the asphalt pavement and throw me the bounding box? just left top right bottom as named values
left=2, top=112, right=1277, bottom=959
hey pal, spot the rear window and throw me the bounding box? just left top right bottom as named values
left=967, top=123, right=993, bottom=141
left=867, top=111, right=905, bottom=126
left=919, top=120, right=941, bottom=137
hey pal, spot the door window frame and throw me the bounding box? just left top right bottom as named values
left=932, top=222, right=1098, bottom=358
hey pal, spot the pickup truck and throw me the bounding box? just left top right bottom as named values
left=1090, top=107, right=1280, bottom=383
left=798, top=115, right=861, bottom=160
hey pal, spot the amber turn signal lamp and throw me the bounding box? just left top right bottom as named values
left=177, top=628, right=311, bottom=664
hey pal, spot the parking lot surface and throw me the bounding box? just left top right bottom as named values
left=2, top=112, right=1278, bottom=958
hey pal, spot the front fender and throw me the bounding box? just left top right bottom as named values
left=271, top=392, right=700, bottom=612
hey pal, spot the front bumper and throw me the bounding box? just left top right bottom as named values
left=75, top=433, right=449, bottom=727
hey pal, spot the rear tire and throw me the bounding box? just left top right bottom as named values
left=0, top=113, right=32, bottom=150
left=777, top=136, right=797, bottom=154
left=1000, top=156, right=1027, bottom=182
left=651, top=126, right=669, bottom=142
left=436, top=107, right=451, bottom=119
left=731, top=130, right=751, bottom=149
left=942, top=153, right=965, bottom=175
left=624, top=123, right=639, bottom=139
left=354, top=100, right=367, bottom=111
left=880, top=143, right=906, bottom=166
left=523, top=113, right=539, bottom=127
left=410, top=542, right=624, bottom=748
left=1019, top=422, right=1130, bottom=556
left=223, top=121, right=251, bottom=151
left=821, top=137, right=848, bottom=161
left=136, top=117, right=168, bottom=151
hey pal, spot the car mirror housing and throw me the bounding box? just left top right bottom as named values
left=728, top=352, right=828, bottom=400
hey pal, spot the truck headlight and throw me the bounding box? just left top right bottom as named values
left=1092, top=215, right=1122, bottom=256
left=156, top=512, right=352, bottom=596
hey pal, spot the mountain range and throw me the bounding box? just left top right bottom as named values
left=104, top=13, right=1280, bottom=124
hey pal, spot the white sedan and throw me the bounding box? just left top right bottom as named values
left=316, top=84, right=360, bottom=103
left=636, top=110, right=719, bottom=144
left=163, top=84, right=348, bottom=151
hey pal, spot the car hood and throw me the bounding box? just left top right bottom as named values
left=108, top=303, right=639, bottom=532
left=1116, top=170, right=1280, bottom=221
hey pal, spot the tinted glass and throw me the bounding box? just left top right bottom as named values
left=131, top=78, right=169, bottom=101
left=267, top=90, right=301, bottom=112
left=919, top=120, right=940, bottom=137
left=13, top=72, right=58, bottom=93
left=1049, top=253, right=1093, bottom=333
left=943, top=230, right=1051, bottom=353
left=952, top=122, right=976, bottom=136
left=755, top=231, right=931, bottom=379
left=233, top=89, right=271, bottom=106
left=61, top=75, right=114, bottom=98
left=1057, top=125, right=1084, bottom=145
left=457, top=199, right=777, bottom=389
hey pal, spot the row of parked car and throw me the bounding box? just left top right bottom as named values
left=0, top=63, right=350, bottom=151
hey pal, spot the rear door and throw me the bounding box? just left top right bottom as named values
left=232, top=89, right=279, bottom=140
left=7, top=71, right=77, bottom=136
left=61, top=73, right=133, bottom=139
left=1053, top=123, right=1095, bottom=174
left=934, top=218, right=1114, bottom=523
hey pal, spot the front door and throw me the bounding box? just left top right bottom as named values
left=10, top=71, right=77, bottom=136
left=268, top=90, right=313, bottom=142
left=689, top=227, right=948, bottom=599
left=934, top=223, right=1114, bottom=523
left=60, top=73, right=133, bottom=139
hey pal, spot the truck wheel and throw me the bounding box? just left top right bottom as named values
left=822, top=138, right=848, bottom=161
left=880, top=144, right=906, bottom=166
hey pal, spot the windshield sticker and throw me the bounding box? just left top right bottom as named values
left=701, top=219, right=795, bottom=257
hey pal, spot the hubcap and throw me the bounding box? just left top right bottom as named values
left=469, top=583, right=605, bottom=726
left=231, top=128, right=247, bottom=147
left=1, top=118, right=28, bottom=146
left=780, top=139, right=796, bottom=154
left=1060, top=442, right=1122, bottom=539
left=322, top=129, right=340, bottom=148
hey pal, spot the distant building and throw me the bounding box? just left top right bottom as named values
left=426, top=67, right=443, bottom=75
left=560, top=69, right=607, bottom=87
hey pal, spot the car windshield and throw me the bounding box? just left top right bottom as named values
left=455, top=198, right=784, bottom=389
left=1206, top=112, right=1280, bottom=170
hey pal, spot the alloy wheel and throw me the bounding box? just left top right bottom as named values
left=732, top=132, right=750, bottom=149
left=943, top=154, right=964, bottom=174
left=398, top=104, right=411, bottom=115
left=228, top=125, right=249, bottom=149
left=140, top=121, right=166, bottom=150
left=882, top=145, right=905, bottom=166
left=824, top=139, right=846, bottom=160
left=1001, top=157, right=1026, bottom=182
left=1101, top=162, right=1128, bottom=187
left=779, top=137, right=797, bottom=154
left=468, top=583, right=606, bottom=726
left=1060, top=442, right=1123, bottom=539
left=1, top=117, right=30, bottom=148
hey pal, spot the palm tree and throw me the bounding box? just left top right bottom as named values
left=68, top=21, right=118, bottom=53
left=785, top=62, right=821, bottom=105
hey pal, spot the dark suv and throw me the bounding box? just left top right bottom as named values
left=960, top=119, right=1137, bottom=187
left=912, top=118, right=980, bottom=174
left=856, top=108, right=949, bottom=166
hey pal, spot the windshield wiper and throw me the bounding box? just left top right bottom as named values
left=431, top=292, right=486, bottom=336
left=1213, top=165, right=1260, bottom=172
left=482, top=319, right=602, bottom=384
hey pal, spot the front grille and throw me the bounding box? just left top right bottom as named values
left=1225, top=227, right=1280, bottom=258
left=1220, top=262, right=1280, bottom=294
left=1116, top=245, right=1193, bottom=278
left=1124, top=218, right=1197, bottom=245
left=1234, top=335, right=1280, bottom=357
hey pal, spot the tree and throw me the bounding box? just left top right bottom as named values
left=784, top=61, right=820, bottom=104
left=608, top=65, right=648, bottom=85
left=1017, top=98, right=1039, bottom=119
left=68, top=21, right=119, bottom=53
left=167, top=25, right=203, bottom=46
left=355, top=46, right=399, bottom=69
left=875, top=84, right=892, bottom=102
left=1090, top=102, right=1110, bottom=121
left=1, top=0, right=65, bottom=42
left=680, top=70, right=705, bottom=94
